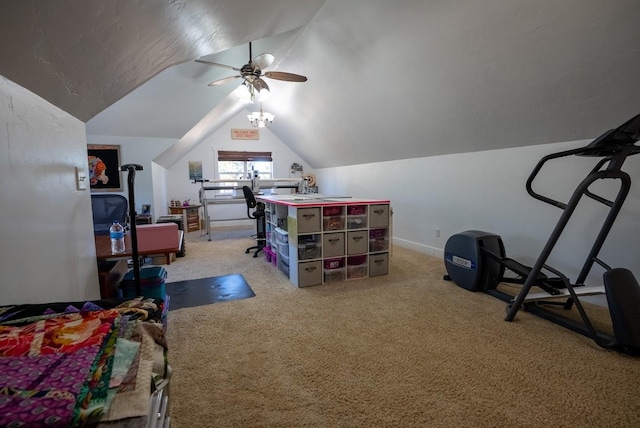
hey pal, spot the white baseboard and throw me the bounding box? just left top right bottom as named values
left=393, top=237, right=444, bottom=258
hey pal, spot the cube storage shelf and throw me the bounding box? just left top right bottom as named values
left=168, top=205, right=201, bottom=232
left=260, top=195, right=391, bottom=288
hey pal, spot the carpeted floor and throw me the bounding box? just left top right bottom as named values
left=162, top=226, right=640, bottom=428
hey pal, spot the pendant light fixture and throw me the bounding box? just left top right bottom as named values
left=248, top=102, right=275, bottom=128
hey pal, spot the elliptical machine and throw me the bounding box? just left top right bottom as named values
left=444, top=113, right=640, bottom=354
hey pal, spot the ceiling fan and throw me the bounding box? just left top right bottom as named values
left=195, top=41, right=307, bottom=98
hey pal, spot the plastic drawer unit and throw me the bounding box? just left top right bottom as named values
left=347, top=255, right=368, bottom=279
left=324, top=257, right=346, bottom=283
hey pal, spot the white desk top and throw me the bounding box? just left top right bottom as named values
left=257, top=194, right=389, bottom=207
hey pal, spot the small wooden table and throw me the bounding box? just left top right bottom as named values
left=94, top=232, right=183, bottom=264
left=94, top=232, right=183, bottom=298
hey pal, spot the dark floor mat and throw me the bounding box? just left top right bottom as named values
left=165, top=274, right=255, bottom=310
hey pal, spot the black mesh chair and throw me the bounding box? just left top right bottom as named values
left=242, top=186, right=266, bottom=258
left=91, top=194, right=128, bottom=235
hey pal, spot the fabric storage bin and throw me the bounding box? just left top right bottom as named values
left=369, top=253, right=389, bottom=276
left=323, top=232, right=345, bottom=257
left=347, top=230, right=368, bottom=255
left=297, top=207, right=321, bottom=233
left=369, top=204, right=390, bottom=228
left=120, top=266, right=167, bottom=299
left=298, top=260, right=322, bottom=287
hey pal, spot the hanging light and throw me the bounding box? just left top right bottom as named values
left=248, top=102, right=275, bottom=128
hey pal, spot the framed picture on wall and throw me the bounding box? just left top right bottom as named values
left=87, top=144, right=122, bottom=191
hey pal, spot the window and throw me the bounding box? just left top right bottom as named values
left=217, top=150, right=273, bottom=180
left=217, top=151, right=273, bottom=194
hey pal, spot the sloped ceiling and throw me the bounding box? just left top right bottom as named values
left=2, top=0, right=640, bottom=169
left=0, top=0, right=326, bottom=121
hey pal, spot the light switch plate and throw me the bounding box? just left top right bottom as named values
left=76, top=167, right=87, bottom=190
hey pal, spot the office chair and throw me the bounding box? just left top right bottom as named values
left=91, top=194, right=129, bottom=235
left=242, top=185, right=266, bottom=258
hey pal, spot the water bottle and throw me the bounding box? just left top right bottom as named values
left=109, top=221, right=126, bottom=254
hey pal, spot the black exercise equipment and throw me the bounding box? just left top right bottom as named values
left=444, top=113, right=640, bottom=354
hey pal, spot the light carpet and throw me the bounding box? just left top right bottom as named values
left=162, top=227, right=640, bottom=427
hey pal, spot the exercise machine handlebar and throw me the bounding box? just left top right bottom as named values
left=526, top=114, right=640, bottom=210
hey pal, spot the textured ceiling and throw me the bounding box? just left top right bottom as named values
left=2, top=0, right=640, bottom=169
left=0, top=0, right=326, bottom=121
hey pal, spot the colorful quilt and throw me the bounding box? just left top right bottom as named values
left=0, top=298, right=167, bottom=427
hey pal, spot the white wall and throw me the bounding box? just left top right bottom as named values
left=87, top=135, right=176, bottom=219
left=315, top=139, right=640, bottom=286
left=0, top=76, right=99, bottom=305
left=163, top=110, right=313, bottom=227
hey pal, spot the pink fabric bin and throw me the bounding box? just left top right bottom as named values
left=136, top=223, right=180, bottom=252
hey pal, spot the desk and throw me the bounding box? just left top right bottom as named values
left=95, top=232, right=183, bottom=298
left=94, top=232, right=183, bottom=264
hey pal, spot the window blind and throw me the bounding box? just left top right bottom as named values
left=217, top=151, right=272, bottom=162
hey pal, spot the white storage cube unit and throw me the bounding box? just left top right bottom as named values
left=258, top=195, right=391, bottom=288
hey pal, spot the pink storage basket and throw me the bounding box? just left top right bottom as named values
left=324, top=258, right=344, bottom=269
left=347, top=255, right=367, bottom=265
left=347, top=205, right=366, bottom=215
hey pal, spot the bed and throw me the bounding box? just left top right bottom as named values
left=0, top=297, right=171, bottom=427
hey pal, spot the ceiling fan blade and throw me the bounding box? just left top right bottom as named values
left=264, top=71, right=308, bottom=82
left=195, top=59, right=241, bottom=72
left=207, top=75, right=242, bottom=87
left=252, top=53, right=275, bottom=70
left=252, top=78, right=270, bottom=93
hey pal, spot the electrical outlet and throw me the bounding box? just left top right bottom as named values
left=435, top=228, right=441, bottom=238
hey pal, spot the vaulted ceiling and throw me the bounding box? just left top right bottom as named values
left=1, top=0, right=639, bottom=169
